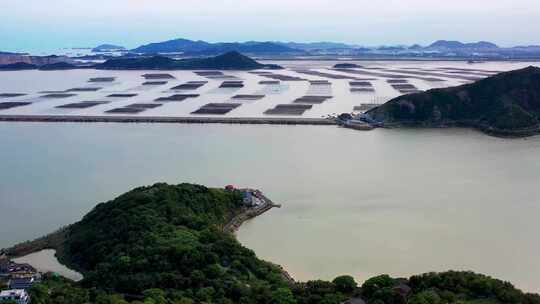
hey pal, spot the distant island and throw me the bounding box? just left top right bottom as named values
left=333, top=63, right=362, bottom=69
left=92, top=44, right=126, bottom=53
left=2, top=183, right=539, bottom=304
left=0, top=62, right=37, bottom=70
left=367, top=66, right=540, bottom=137
left=96, top=51, right=282, bottom=70
left=0, top=52, right=281, bottom=71
left=428, top=40, right=499, bottom=49
left=131, top=38, right=303, bottom=55
left=38, top=62, right=78, bottom=71
left=128, top=38, right=505, bottom=56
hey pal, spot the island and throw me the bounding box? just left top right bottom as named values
left=92, top=44, right=127, bottom=53
left=333, top=63, right=362, bottom=69
left=38, top=62, right=79, bottom=71
left=96, top=51, right=282, bottom=70
left=367, top=66, right=540, bottom=137
left=0, top=62, right=37, bottom=70
left=2, top=183, right=539, bottom=304
left=0, top=51, right=282, bottom=71
left=130, top=38, right=302, bottom=55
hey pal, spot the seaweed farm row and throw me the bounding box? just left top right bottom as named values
left=0, top=60, right=532, bottom=119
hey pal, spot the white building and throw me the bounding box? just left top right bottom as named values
left=0, top=289, right=30, bottom=304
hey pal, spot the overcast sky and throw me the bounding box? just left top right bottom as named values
left=2, top=0, right=540, bottom=52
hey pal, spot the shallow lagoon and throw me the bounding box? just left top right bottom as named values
left=13, top=249, right=83, bottom=281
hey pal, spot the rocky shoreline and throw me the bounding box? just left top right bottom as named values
left=221, top=191, right=298, bottom=284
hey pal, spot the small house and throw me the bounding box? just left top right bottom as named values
left=242, top=191, right=254, bottom=206
left=0, top=289, right=30, bottom=304
left=7, top=263, right=36, bottom=277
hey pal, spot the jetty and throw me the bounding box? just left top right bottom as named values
left=223, top=188, right=281, bottom=233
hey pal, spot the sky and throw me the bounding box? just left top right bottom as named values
left=1, top=0, right=540, bottom=52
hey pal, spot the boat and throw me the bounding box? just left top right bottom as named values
left=343, top=119, right=374, bottom=130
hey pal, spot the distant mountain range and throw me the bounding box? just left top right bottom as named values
left=3, top=39, right=540, bottom=65
left=131, top=38, right=302, bottom=55
left=427, top=40, right=499, bottom=49
left=130, top=38, right=368, bottom=54
left=275, top=41, right=359, bottom=50
left=129, top=38, right=511, bottom=54
left=125, top=38, right=540, bottom=58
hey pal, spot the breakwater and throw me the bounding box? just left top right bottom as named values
left=0, top=115, right=337, bottom=126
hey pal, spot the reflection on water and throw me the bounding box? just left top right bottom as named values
left=13, top=249, right=83, bottom=281
left=0, top=123, right=539, bottom=292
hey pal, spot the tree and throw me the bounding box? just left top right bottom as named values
left=361, top=275, right=394, bottom=299
left=408, top=291, right=441, bottom=304
left=142, top=289, right=167, bottom=304
left=332, top=275, right=357, bottom=294
left=271, top=288, right=297, bottom=304
left=196, top=287, right=215, bottom=302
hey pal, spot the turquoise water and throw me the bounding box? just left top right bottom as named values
left=0, top=122, right=539, bottom=292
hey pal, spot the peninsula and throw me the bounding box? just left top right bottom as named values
left=367, top=66, right=540, bottom=137
left=2, top=183, right=539, bottom=304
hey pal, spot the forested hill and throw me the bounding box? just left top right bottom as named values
left=96, top=51, right=279, bottom=70
left=22, top=183, right=540, bottom=304
left=368, top=66, right=540, bottom=136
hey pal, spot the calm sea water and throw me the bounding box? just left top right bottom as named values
left=0, top=122, right=539, bottom=292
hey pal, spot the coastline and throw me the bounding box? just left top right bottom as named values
left=221, top=190, right=298, bottom=284
left=2, top=115, right=537, bottom=138
left=2, top=188, right=295, bottom=283
left=223, top=190, right=281, bottom=234
left=381, top=120, right=540, bottom=138
left=2, top=183, right=539, bottom=295
left=1, top=227, right=84, bottom=282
